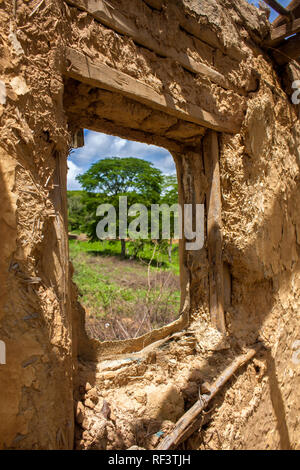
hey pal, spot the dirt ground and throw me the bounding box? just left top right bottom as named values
left=71, top=248, right=180, bottom=341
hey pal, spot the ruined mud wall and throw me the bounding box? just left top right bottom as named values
left=0, top=0, right=299, bottom=450
left=0, top=0, right=74, bottom=449
left=217, top=77, right=300, bottom=450
left=66, top=0, right=300, bottom=450
left=63, top=0, right=271, bottom=355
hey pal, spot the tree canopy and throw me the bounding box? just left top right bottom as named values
left=72, top=157, right=165, bottom=254
left=76, top=157, right=163, bottom=204
left=161, top=174, right=178, bottom=206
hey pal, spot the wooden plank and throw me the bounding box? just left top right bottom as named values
left=143, top=0, right=163, bottom=10
left=51, top=151, right=69, bottom=314
left=64, top=48, right=241, bottom=133
left=273, top=0, right=300, bottom=27
left=264, top=0, right=293, bottom=19
left=266, top=16, right=300, bottom=45
left=157, top=345, right=262, bottom=450
left=65, top=0, right=231, bottom=90
left=178, top=14, right=222, bottom=51
left=203, top=130, right=226, bottom=333
left=66, top=113, right=184, bottom=152
left=272, top=33, right=300, bottom=64
left=65, top=0, right=222, bottom=50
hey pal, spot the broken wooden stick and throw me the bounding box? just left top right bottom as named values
left=29, top=0, right=46, bottom=17
left=156, top=343, right=263, bottom=450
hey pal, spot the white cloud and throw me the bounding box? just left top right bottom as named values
left=113, top=138, right=127, bottom=152
left=67, top=160, right=83, bottom=190
left=68, top=130, right=176, bottom=190
left=159, top=155, right=176, bottom=175
left=73, top=132, right=111, bottom=164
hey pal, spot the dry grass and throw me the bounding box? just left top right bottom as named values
left=70, top=240, right=181, bottom=340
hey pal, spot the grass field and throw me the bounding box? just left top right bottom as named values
left=69, top=239, right=181, bottom=341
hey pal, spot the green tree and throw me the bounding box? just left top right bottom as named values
left=161, top=174, right=178, bottom=204
left=77, top=157, right=163, bottom=256
left=160, top=174, right=178, bottom=262
left=67, top=191, right=87, bottom=232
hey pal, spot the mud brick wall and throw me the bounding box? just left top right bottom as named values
left=0, top=0, right=299, bottom=450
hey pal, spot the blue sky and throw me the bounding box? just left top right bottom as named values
left=248, top=0, right=290, bottom=21
left=68, top=130, right=175, bottom=190
left=67, top=1, right=289, bottom=190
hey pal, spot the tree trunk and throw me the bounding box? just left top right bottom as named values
left=168, top=238, right=173, bottom=263
left=121, top=238, right=126, bottom=257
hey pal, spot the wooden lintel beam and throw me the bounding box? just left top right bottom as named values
left=272, top=33, right=300, bottom=64
left=66, top=113, right=184, bottom=152
left=64, top=48, right=241, bottom=134
left=65, top=0, right=234, bottom=91
left=265, top=16, right=300, bottom=45
left=203, top=130, right=226, bottom=334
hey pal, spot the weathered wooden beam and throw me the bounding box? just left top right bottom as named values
left=64, top=48, right=241, bottom=133
left=66, top=113, right=184, bottom=152
left=266, top=16, right=300, bottom=45
left=143, top=0, right=163, bottom=10
left=264, top=0, right=293, bottom=19
left=65, top=0, right=231, bottom=90
left=273, top=0, right=300, bottom=27
left=51, top=151, right=69, bottom=316
left=272, top=33, right=300, bottom=64
left=203, top=130, right=226, bottom=334
left=157, top=344, right=262, bottom=450
left=65, top=0, right=222, bottom=50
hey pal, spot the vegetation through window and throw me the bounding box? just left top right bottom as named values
left=67, top=130, right=181, bottom=341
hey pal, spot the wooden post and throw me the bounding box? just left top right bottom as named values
left=51, top=151, right=69, bottom=314
left=203, top=130, right=226, bottom=334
